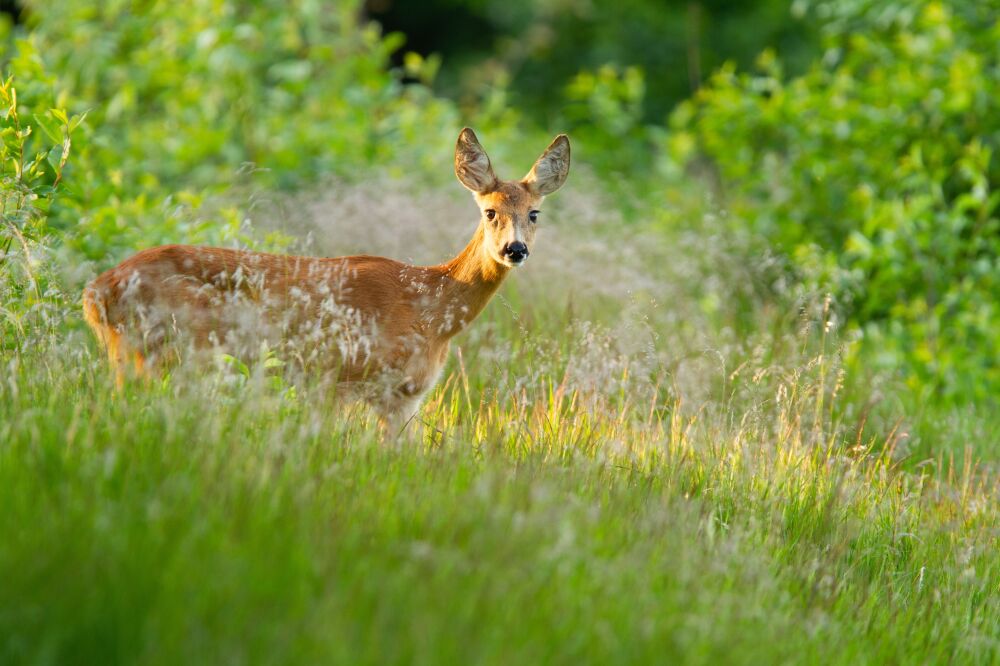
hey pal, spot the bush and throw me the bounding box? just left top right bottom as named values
left=0, top=71, right=79, bottom=351
left=5, top=0, right=463, bottom=261
left=671, top=1, right=1000, bottom=402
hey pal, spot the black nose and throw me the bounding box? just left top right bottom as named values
left=504, top=241, right=529, bottom=262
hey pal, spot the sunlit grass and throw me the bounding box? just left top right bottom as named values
left=2, top=309, right=998, bottom=664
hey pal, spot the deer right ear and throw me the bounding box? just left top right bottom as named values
left=455, top=128, right=499, bottom=194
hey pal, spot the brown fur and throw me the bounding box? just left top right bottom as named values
left=82, top=129, right=570, bottom=430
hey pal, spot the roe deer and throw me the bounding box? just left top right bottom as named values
left=82, top=129, right=570, bottom=431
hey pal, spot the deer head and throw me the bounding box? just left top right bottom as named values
left=455, top=128, right=571, bottom=268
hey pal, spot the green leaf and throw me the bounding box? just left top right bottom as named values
left=33, top=113, right=63, bottom=143
left=48, top=108, right=68, bottom=125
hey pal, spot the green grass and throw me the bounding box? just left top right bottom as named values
left=2, top=309, right=998, bottom=664
left=2, top=181, right=999, bottom=664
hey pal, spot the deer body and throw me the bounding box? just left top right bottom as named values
left=83, top=130, right=570, bottom=429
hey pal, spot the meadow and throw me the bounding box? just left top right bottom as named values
left=2, top=1, right=999, bottom=664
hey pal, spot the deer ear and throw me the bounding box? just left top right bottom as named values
left=523, top=134, right=570, bottom=196
left=455, top=128, right=499, bottom=194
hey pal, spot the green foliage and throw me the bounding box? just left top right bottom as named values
left=562, top=64, right=651, bottom=173
left=0, top=73, right=80, bottom=350
left=671, top=1, right=1000, bottom=402
left=8, top=0, right=462, bottom=260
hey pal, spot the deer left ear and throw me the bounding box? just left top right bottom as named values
left=523, top=134, right=570, bottom=196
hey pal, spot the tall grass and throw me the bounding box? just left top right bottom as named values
left=2, top=175, right=998, bottom=664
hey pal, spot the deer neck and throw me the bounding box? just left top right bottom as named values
left=433, top=223, right=510, bottom=338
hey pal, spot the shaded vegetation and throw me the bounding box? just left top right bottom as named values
left=367, top=0, right=822, bottom=123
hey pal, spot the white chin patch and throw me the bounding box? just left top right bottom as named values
left=492, top=251, right=522, bottom=267
left=497, top=254, right=525, bottom=268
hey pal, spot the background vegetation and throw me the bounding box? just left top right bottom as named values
left=1, top=0, right=998, bottom=663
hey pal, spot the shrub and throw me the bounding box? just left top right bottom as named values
left=6, top=0, right=463, bottom=261
left=670, top=1, right=1000, bottom=402
left=0, top=72, right=79, bottom=351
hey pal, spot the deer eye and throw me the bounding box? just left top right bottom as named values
left=529, top=210, right=539, bottom=223
left=485, top=209, right=496, bottom=220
